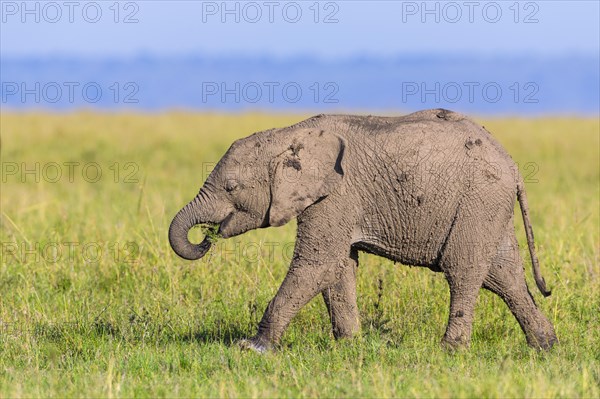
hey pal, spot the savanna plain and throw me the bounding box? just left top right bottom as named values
left=0, top=113, right=598, bottom=398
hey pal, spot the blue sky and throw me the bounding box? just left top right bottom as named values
left=2, top=1, right=598, bottom=114
left=1, top=1, right=598, bottom=59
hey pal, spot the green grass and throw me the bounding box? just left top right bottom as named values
left=1, top=112, right=598, bottom=398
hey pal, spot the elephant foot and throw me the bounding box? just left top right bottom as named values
left=332, top=319, right=360, bottom=340
left=527, top=329, right=558, bottom=351
left=333, top=329, right=359, bottom=340
left=238, top=336, right=273, bottom=354
left=441, top=334, right=470, bottom=351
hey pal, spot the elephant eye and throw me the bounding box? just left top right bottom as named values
left=225, top=179, right=239, bottom=192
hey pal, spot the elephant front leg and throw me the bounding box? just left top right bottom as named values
left=240, top=228, right=356, bottom=353
left=322, top=249, right=360, bottom=339
left=240, top=255, right=347, bottom=353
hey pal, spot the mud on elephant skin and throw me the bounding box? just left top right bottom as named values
left=169, top=108, right=557, bottom=352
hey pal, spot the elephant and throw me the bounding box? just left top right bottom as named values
left=169, top=108, right=557, bottom=352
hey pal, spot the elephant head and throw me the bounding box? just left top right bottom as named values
left=168, top=127, right=346, bottom=260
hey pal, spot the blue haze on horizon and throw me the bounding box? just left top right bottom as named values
left=1, top=1, right=598, bottom=115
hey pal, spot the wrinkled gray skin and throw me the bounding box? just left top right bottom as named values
left=169, top=109, right=557, bottom=352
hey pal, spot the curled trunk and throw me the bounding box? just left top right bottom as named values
left=168, top=193, right=213, bottom=260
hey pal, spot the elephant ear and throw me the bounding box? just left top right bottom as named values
left=268, top=129, right=346, bottom=227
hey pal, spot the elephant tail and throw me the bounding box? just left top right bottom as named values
left=517, top=177, right=551, bottom=297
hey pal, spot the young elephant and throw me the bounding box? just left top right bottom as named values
left=169, top=109, right=557, bottom=352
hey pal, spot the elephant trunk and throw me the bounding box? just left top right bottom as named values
left=169, top=191, right=214, bottom=260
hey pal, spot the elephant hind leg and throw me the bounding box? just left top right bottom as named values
left=441, top=257, right=490, bottom=349
left=483, top=228, right=557, bottom=350
left=439, top=226, right=494, bottom=348
left=438, top=199, right=515, bottom=349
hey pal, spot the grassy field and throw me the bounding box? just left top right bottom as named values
left=1, top=112, right=598, bottom=398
